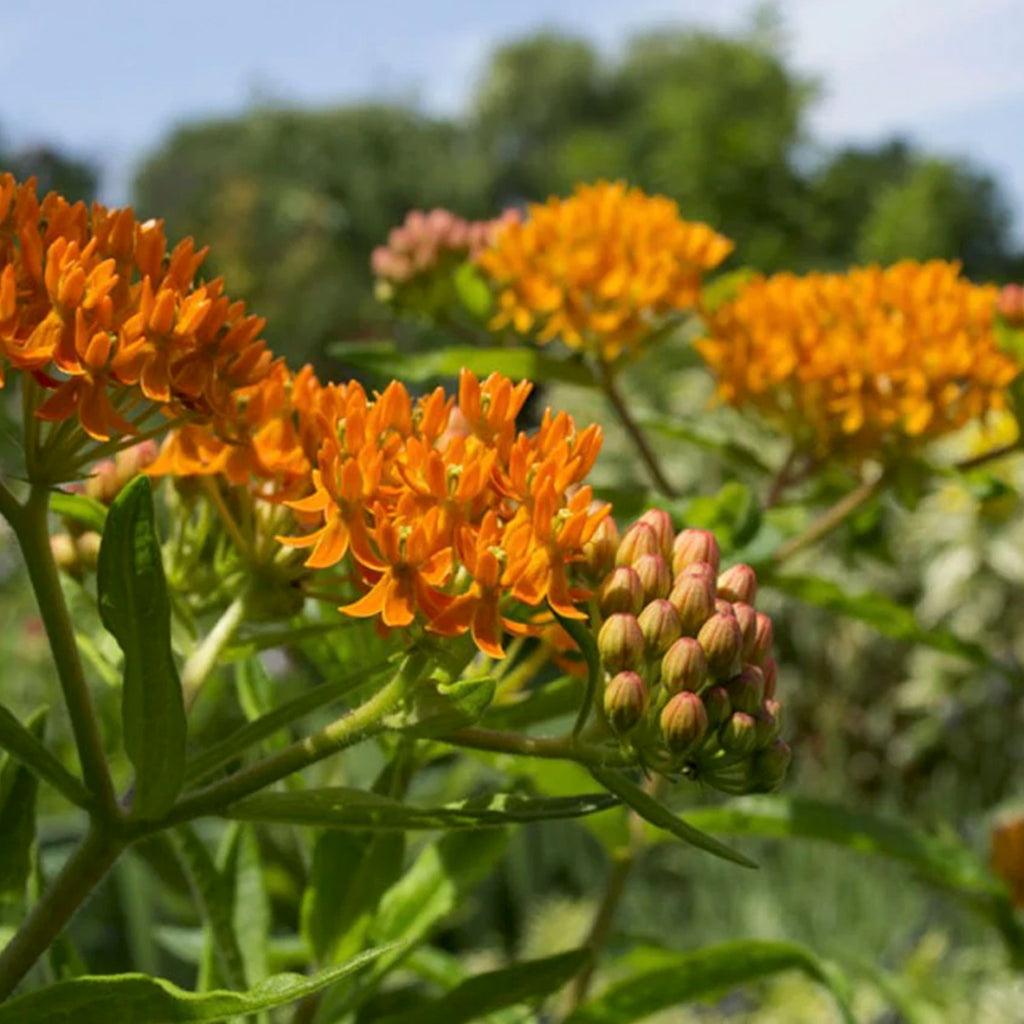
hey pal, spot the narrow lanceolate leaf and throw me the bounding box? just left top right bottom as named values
left=97, top=476, right=186, bottom=818
left=227, top=786, right=618, bottom=830
left=0, top=708, right=46, bottom=899
left=49, top=490, right=108, bottom=533
left=554, top=614, right=600, bottom=737
left=674, top=796, right=1003, bottom=897
left=377, top=948, right=590, bottom=1024
left=0, top=946, right=398, bottom=1024
left=0, top=701, right=90, bottom=808
left=565, top=940, right=855, bottom=1024
left=764, top=573, right=989, bottom=665
left=589, top=768, right=757, bottom=869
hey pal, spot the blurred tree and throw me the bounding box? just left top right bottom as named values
left=857, top=157, right=1015, bottom=277
left=134, top=105, right=492, bottom=366
left=1, top=140, right=97, bottom=202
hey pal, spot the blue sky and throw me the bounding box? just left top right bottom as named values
left=3, top=0, right=1023, bottom=230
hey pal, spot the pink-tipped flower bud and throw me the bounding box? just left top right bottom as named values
left=637, top=599, right=681, bottom=657
left=762, top=657, right=779, bottom=700
left=616, top=522, right=660, bottom=567
left=702, top=685, right=732, bottom=726
left=633, top=553, right=672, bottom=602
left=679, top=560, right=716, bottom=585
left=661, top=637, right=708, bottom=693
left=50, top=533, right=79, bottom=574
left=76, top=531, right=102, bottom=571
left=660, top=691, right=708, bottom=753
left=85, top=459, right=119, bottom=504
left=753, top=739, right=792, bottom=791
left=755, top=701, right=781, bottom=748
left=598, top=613, right=644, bottom=673
left=115, top=440, right=159, bottom=485
left=726, top=665, right=765, bottom=715
left=637, top=508, right=674, bottom=559
left=584, top=516, right=620, bottom=578
left=668, top=574, right=715, bottom=636
left=599, top=566, right=644, bottom=616
left=750, top=612, right=774, bottom=664
left=717, top=563, right=757, bottom=604
left=603, top=671, right=647, bottom=735
left=733, top=602, right=757, bottom=659
left=714, top=598, right=736, bottom=617
left=998, top=283, right=1024, bottom=326
left=720, top=711, right=758, bottom=757
left=697, top=612, right=743, bottom=678
left=672, top=528, right=721, bottom=576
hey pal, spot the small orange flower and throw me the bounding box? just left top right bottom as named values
left=478, top=181, right=732, bottom=362
left=697, top=260, right=1019, bottom=458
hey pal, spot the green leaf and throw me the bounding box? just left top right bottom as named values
left=228, top=786, right=618, bottom=830
left=675, top=795, right=1002, bottom=897
left=50, top=490, right=108, bottom=532
left=683, top=482, right=762, bottom=554
left=0, top=708, right=46, bottom=900
left=302, top=830, right=405, bottom=965
left=639, top=417, right=772, bottom=474
left=385, top=675, right=496, bottom=738
left=452, top=262, right=494, bottom=321
left=764, top=573, right=989, bottom=665
left=377, top=948, right=589, bottom=1024
left=554, top=615, right=600, bottom=737
left=184, top=658, right=394, bottom=784
left=0, top=946, right=398, bottom=1024
left=170, top=826, right=247, bottom=990
left=97, top=476, right=186, bottom=818
left=565, top=940, right=854, bottom=1024
left=482, top=675, right=583, bottom=730
left=0, top=701, right=90, bottom=808
left=220, top=824, right=270, bottom=991
left=329, top=341, right=594, bottom=388
left=589, top=768, right=756, bottom=869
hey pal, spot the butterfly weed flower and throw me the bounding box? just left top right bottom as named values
left=697, top=260, right=1019, bottom=461
left=478, top=180, right=732, bottom=364
left=278, top=369, right=608, bottom=658
left=0, top=174, right=273, bottom=482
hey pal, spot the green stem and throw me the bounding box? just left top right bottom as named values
left=0, top=827, right=124, bottom=1000
left=9, top=487, right=118, bottom=820
left=445, top=726, right=630, bottom=767
left=167, top=652, right=427, bottom=822
left=595, top=360, right=677, bottom=497
left=181, top=594, right=248, bottom=712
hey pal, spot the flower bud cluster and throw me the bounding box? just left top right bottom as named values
left=596, top=510, right=790, bottom=794
left=998, top=284, right=1024, bottom=327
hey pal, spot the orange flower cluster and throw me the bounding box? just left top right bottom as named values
left=697, top=261, right=1018, bottom=456
left=276, top=370, right=608, bottom=657
left=0, top=174, right=272, bottom=443
left=477, top=181, right=733, bottom=362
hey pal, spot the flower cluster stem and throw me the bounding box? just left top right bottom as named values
left=181, top=593, right=249, bottom=712
left=595, top=361, right=677, bottom=497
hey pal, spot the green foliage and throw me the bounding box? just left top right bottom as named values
left=97, top=477, right=186, bottom=818
left=0, top=709, right=45, bottom=901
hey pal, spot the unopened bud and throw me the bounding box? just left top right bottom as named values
left=616, top=522, right=660, bottom=567
left=637, top=508, right=674, bottom=559
left=668, top=574, right=715, bottom=635
left=50, top=533, right=79, bottom=574
left=660, top=691, right=708, bottom=753
left=998, top=283, right=1024, bottom=326
left=115, top=440, right=159, bottom=483
left=633, top=553, right=671, bottom=602
left=672, top=528, right=721, bottom=576
left=85, top=459, right=119, bottom=504
left=720, top=711, right=758, bottom=757
left=726, top=665, right=765, bottom=715
left=598, top=613, right=644, bottom=672
left=76, top=531, right=102, bottom=571
left=717, top=563, right=757, bottom=605
left=750, top=612, right=774, bottom=664
left=603, top=671, right=647, bottom=735
left=679, top=560, right=716, bottom=585
left=755, top=701, right=781, bottom=748
left=702, top=685, right=731, bottom=726
left=752, top=739, right=792, bottom=790
left=584, top=515, right=620, bottom=577
left=733, top=602, right=757, bottom=659
left=661, top=637, right=708, bottom=693
left=697, top=612, right=743, bottom=678
left=762, top=657, right=779, bottom=700
left=599, top=566, right=644, bottom=616
left=638, top=599, right=681, bottom=657
left=715, top=598, right=736, bottom=617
